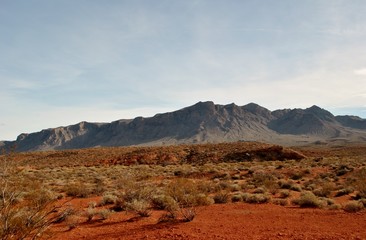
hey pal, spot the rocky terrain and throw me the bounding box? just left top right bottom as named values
left=2, top=101, right=366, bottom=151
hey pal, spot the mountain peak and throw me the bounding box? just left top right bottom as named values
left=2, top=102, right=366, bottom=152
left=305, top=105, right=334, bottom=120
left=243, top=103, right=272, bottom=119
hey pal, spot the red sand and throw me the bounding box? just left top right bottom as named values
left=49, top=202, right=366, bottom=240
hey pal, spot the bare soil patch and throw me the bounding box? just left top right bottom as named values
left=49, top=202, right=366, bottom=240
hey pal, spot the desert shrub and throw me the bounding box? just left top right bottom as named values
left=197, top=181, right=218, bottom=194
left=312, top=182, right=334, bottom=198
left=358, top=198, right=366, bottom=207
left=290, top=184, right=302, bottom=192
left=166, top=178, right=202, bottom=207
left=195, top=193, right=214, bottom=206
left=213, top=191, right=230, bottom=204
left=343, top=201, right=364, bottom=213
left=231, top=174, right=241, bottom=180
left=180, top=207, right=196, bottom=222
left=218, top=181, right=231, bottom=190
left=335, top=165, right=352, bottom=176
left=92, top=178, right=106, bottom=195
left=242, top=193, right=271, bottom=204
left=99, top=193, right=118, bottom=206
left=88, top=201, right=97, bottom=209
left=329, top=204, right=342, bottom=210
left=253, top=187, right=266, bottom=194
left=85, top=208, right=97, bottom=222
left=213, top=172, right=231, bottom=180
left=229, top=183, right=241, bottom=192
left=291, top=192, right=322, bottom=208
left=64, top=182, right=91, bottom=198
left=353, top=168, right=366, bottom=199
left=278, top=180, right=293, bottom=189
left=335, top=187, right=354, bottom=197
left=231, top=194, right=243, bottom=202
left=272, top=199, right=288, bottom=206
left=289, top=172, right=304, bottom=180
left=158, top=212, right=177, bottom=223
left=158, top=179, right=205, bottom=223
left=252, top=172, right=277, bottom=188
left=278, top=190, right=290, bottom=199
left=126, top=199, right=151, bottom=217
left=111, top=198, right=125, bottom=212
left=98, top=209, right=112, bottom=220
left=117, top=182, right=155, bottom=213
left=85, top=207, right=111, bottom=221
left=0, top=154, right=71, bottom=240
left=53, top=205, right=75, bottom=224
left=151, top=194, right=179, bottom=211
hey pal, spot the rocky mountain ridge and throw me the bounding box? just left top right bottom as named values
left=2, top=101, right=366, bottom=152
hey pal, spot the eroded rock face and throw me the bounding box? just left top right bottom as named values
left=2, top=102, right=366, bottom=152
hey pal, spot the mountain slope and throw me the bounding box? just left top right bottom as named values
left=2, top=102, right=366, bottom=152
left=268, top=106, right=341, bottom=136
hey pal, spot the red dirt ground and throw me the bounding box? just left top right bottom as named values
left=49, top=202, right=366, bottom=240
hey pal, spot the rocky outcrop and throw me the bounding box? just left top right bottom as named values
left=2, top=102, right=366, bottom=152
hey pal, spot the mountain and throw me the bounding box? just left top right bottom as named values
left=2, top=101, right=366, bottom=152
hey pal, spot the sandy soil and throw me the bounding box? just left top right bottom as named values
left=48, top=202, right=366, bottom=240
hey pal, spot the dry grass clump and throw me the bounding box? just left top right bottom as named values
left=152, top=194, right=179, bottom=210
left=116, top=181, right=155, bottom=217
left=99, top=193, right=118, bottom=206
left=343, top=201, right=364, bottom=213
left=84, top=207, right=111, bottom=222
left=353, top=168, right=366, bottom=199
left=156, top=179, right=214, bottom=222
left=0, top=154, right=73, bottom=239
left=166, top=178, right=212, bottom=207
left=231, top=194, right=243, bottom=202
left=278, top=190, right=291, bottom=199
left=312, top=182, right=335, bottom=198
left=242, top=193, right=271, bottom=204
left=126, top=199, right=151, bottom=217
left=213, top=191, right=230, bottom=204
left=272, top=199, right=289, bottom=206
left=64, top=182, right=91, bottom=198
left=291, top=192, right=322, bottom=208
left=335, top=187, right=354, bottom=197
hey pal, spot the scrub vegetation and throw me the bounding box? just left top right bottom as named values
left=1, top=142, right=365, bottom=238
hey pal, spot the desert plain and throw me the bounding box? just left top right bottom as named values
left=1, top=141, right=366, bottom=239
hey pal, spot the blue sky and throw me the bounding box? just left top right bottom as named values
left=1, top=0, right=366, bottom=140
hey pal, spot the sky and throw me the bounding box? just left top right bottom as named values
left=1, top=0, right=366, bottom=140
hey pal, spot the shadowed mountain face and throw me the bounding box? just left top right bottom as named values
left=2, top=102, right=366, bottom=152
left=268, top=106, right=339, bottom=135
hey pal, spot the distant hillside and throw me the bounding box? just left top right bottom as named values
left=2, top=101, right=366, bottom=152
